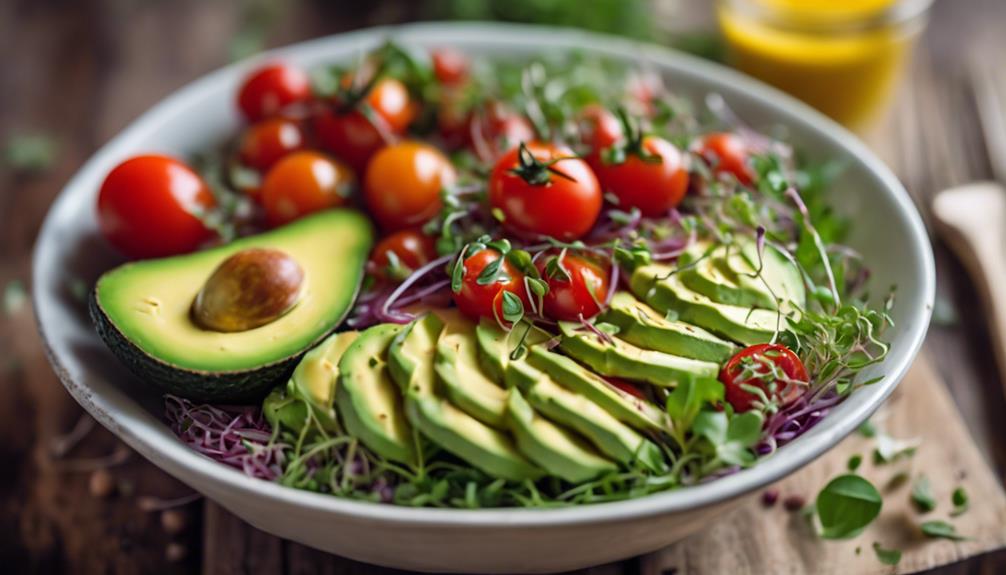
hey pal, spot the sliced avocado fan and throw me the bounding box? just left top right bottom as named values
left=389, top=313, right=543, bottom=482
left=434, top=310, right=508, bottom=428
left=474, top=317, right=551, bottom=385
left=336, top=323, right=415, bottom=465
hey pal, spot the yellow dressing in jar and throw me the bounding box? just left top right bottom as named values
left=717, top=0, right=931, bottom=129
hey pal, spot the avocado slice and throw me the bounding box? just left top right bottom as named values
left=336, top=323, right=415, bottom=464
left=262, top=331, right=359, bottom=433
left=631, top=264, right=788, bottom=346
left=735, top=240, right=807, bottom=310
left=602, top=292, right=737, bottom=363
left=90, top=209, right=373, bottom=402
left=389, top=314, right=542, bottom=481
left=508, top=360, right=666, bottom=473
left=505, top=388, right=617, bottom=483
left=557, top=321, right=719, bottom=387
left=474, top=318, right=551, bottom=385
left=524, top=345, right=667, bottom=432
left=680, top=245, right=777, bottom=310
left=434, top=310, right=508, bottom=428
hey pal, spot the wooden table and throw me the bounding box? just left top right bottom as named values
left=2, top=0, right=1004, bottom=573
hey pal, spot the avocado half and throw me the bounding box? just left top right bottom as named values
left=90, top=209, right=373, bottom=403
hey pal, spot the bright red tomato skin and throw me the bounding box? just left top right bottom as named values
left=469, top=101, right=535, bottom=160
left=367, top=229, right=438, bottom=281
left=432, top=48, right=469, bottom=85
left=580, top=104, right=623, bottom=153
left=238, top=118, right=306, bottom=171
left=260, top=151, right=354, bottom=227
left=488, top=142, right=602, bottom=241
left=719, top=343, right=808, bottom=413
left=536, top=253, right=609, bottom=321
left=697, top=132, right=754, bottom=186
left=97, top=155, right=216, bottom=259
left=314, top=77, right=415, bottom=171
left=237, top=63, right=311, bottom=122
left=452, top=249, right=529, bottom=322
left=363, top=141, right=456, bottom=232
left=594, top=136, right=689, bottom=217
left=607, top=377, right=646, bottom=399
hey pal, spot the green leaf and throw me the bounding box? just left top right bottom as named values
left=665, top=377, right=724, bottom=443
left=500, top=291, right=524, bottom=324
left=951, top=487, right=969, bottom=516
left=858, top=420, right=877, bottom=438
left=920, top=520, right=968, bottom=541
left=815, top=474, right=883, bottom=539
left=872, top=542, right=902, bottom=566
left=693, top=409, right=763, bottom=467
left=450, top=249, right=467, bottom=293
left=847, top=454, right=862, bottom=472
left=911, top=475, right=936, bottom=513
left=476, top=255, right=508, bottom=286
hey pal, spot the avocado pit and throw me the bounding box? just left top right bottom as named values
left=192, top=248, right=304, bottom=332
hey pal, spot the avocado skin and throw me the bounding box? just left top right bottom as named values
left=89, top=289, right=299, bottom=403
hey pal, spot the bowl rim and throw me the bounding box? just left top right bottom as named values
left=32, top=21, right=934, bottom=528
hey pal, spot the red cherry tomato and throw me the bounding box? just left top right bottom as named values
left=237, top=63, right=311, bottom=123
left=432, top=48, right=469, bottom=86
left=535, top=252, right=610, bottom=321
left=697, top=132, right=754, bottom=186
left=314, top=77, right=415, bottom=171
left=719, top=343, right=808, bottom=413
left=488, top=142, right=602, bottom=241
left=607, top=377, right=646, bottom=399
left=260, top=151, right=354, bottom=227
left=469, top=101, right=535, bottom=161
left=579, top=104, right=623, bottom=153
left=238, top=118, right=306, bottom=172
left=367, top=228, right=438, bottom=282
left=97, top=155, right=216, bottom=259
left=594, top=136, right=689, bottom=217
left=363, top=141, right=456, bottom=232
left=452, top=248, right=530, bottom=323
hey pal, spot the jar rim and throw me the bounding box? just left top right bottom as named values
left=717, top=0, right=934, bottom=35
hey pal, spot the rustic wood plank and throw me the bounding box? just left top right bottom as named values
left=640, top=354, right=1006, bottom=575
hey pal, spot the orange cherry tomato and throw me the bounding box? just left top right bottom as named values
left=260, top=151, right=354, bottom=227
left=535, top=252, right=610, bottom=321
left=314, top=77, right=415, bottom=171
left=363, top=141, right=456, bottom=232
left=451, top=248, right=529, bottom=323
left=719, top=343, right=808, bottom=412
left=97, top=155, right=216, bottom=259
left=367, top=228, right=438, bottom=282
left=594, top=136, right=689, bottom=217
left=238, top=118, right=306, bottom=172
left=488, top=142, right=602, bottom=241
left=237, top=63, right=311, bottom=122
left=697, top=132, right=754, bottom=186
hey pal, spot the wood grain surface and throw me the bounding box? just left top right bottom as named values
left=2, top=0, right=1005, bottom=574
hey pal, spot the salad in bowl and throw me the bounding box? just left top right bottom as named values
left=85, top=40, right=896, bottom=510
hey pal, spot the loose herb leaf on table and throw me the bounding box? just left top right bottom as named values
left=815, top=474, right=883, bottom=539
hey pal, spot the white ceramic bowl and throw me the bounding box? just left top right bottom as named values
left=33, top=22, right=934, bottom=574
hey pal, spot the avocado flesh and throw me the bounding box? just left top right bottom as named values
left=736, top=240, right=807, bottom=311
left=474, top=318, right=551, bottom=385
left=524, top=345, right=667, bottom=432
left=263, top=330, right=359, bottom=433
left=508, top=360, right=666, bottom=473
left=602, top=292, right=737, bottom=363
left=389, top=314, right=542, bottom=482
left=558, top=322, right=719, bottom=387
left=434, top=310, right=507, bottom=428
left=336, top=324, right=415, bottom=464
left=505, top=388, right=617, bottom=483
left=630, top=264, right=787, bottom=346
left=680, top=246, right=777, bottom=310
left=91, top=209, right=373, bottom=402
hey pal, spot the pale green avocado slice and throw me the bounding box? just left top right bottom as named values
left=389, top=313, right=543, bottom=482
left=505, top=388, right=618, bottom=483
left=263, top=331, right=359, bottom=433
left=509, top=360, right=667, bottom=473
left=630, top=264, right=788, bottom=346
left=90, top=209, right=373, bottom=402
left=475, top=318, right=551, bottom=385
left=524, top=345, right=668, bottom=432
left=680, top=245, right=777, bottom=310
left=557, top=321, right=719, bottom=387
left=434, top=310, right=508, bottom=428
left=602, top=292, right=737, bottom=363
left=335, top=324, right=415, bottom=464
left=735, top=239, right=807, bottom=311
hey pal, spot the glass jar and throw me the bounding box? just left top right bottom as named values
left=716, top=0, right=932, bottom=129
